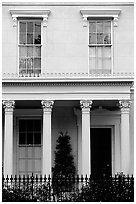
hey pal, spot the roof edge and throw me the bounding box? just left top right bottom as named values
left=2, top=2, right=134, bottom=6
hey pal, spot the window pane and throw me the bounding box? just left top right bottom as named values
left=35, top=22, right=41, bottom=32
left=20, top=22, right=26, bottom=32
left=19, top=133, right=26, bottom=145
left=27, top=22, right=33, bottom=33
left=97, top=22, right=103, bottom=32
left=34, top=120, right=41, bottom=131
left=104, top=58, right=111, bottom=70
left=103, top=21, right=111, bottom=33
left=89, top=22, right=96, bottom=32
left=33, top=47, right=41, bottom=57
left=27, top=120, right=33, bottom=131
left=97, top=47, right=103, bottom=58
left=19, top=47, right=27, bottom=57
left=97, top=33, right=103, bottom=44
left=103, top=47, right=111, bottom=58
left=34, top=133, right=41, bottom=144
left=34, top=58, right=41, bottom=68
left=27, top=33, right=33, bottom=44
left=98, top=58, right=103, bottom=69
left=19, top=58, right=26, bottom=68
left=89, top=33, right=97, bottom=44
left=27, top=58, right=33, bottom=69
left=27, top=133, right=33, bottom=145
left=34, top=33, right=41, bottom=44
left=20, top=33, right=26, bottom=44
left=19, top=120, right=26, bottom=132
left=19, top=69, right=26, bottom=74
left=104, top=34, right=111, bottom=44
left=27, top=47, right=33, bottom=57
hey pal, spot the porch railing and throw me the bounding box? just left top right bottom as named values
left=2, top=174, right=134, bottom=202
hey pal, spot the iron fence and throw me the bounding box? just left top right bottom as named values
left=2, top=174, right=134, bottom=202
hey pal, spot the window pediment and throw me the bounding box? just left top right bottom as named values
left=10, top=9, right=51, bottom=27
left=80, top=9, right=121, bottom=27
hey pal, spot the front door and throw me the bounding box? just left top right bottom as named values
left=91, top=128, right=111, bottom=179
left=17, top=119, right=42, bottom=175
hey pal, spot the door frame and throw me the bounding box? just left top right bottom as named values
left=90, top=125, right=114, bottom=176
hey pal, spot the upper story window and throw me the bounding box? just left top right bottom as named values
left=89, top=20, right=112, bottom=74
left=19, top=20, right=41, bottom=75
left=80, top=9, right=121, bottom=74
left=10, top=9, right=50, bottom=76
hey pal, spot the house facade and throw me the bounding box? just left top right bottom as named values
left=2, top=2, right=134, bottom=177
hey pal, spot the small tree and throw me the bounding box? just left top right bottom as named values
left=52, top=132, right=76, bottom=192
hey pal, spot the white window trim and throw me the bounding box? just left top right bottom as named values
left=18, top=19, right=42, bottom=75
left=80, top=9, right=121, bottom=27
left=80, top=9, right=121, bottom=74
left=10, top=10, right=50, bottom=75
left=88, top=20, right=113, bottom=74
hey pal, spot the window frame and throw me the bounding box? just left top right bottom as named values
left=88, top=19, right=113, bottom=74
left=18, top=19, right=43, bottom=75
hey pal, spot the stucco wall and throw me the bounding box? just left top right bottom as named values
left=2, top=3, right=134, bottom=74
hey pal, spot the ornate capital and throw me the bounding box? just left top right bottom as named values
left=41, top=100, right=54, bottom=111
left=80, top=100, right=93, bottom=109
left=119, top=100, right=131, bottom=111
left=3, top=100, right=15, bottom=112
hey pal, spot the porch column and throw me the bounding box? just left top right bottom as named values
left=74, top=108, right=82, bottom=175
left=80, top=100, right=93, bottom=176
left=119, top=100, right=131, bottom=175
left=41, top=100, right=54, bottom=176
left=3, top=100, right=15, bottom=176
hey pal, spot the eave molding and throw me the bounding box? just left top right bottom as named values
left=10, top=9, right=51, bottom=27
left=80, top=9, right=121, bottom=27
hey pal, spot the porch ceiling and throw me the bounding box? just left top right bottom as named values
left=12, top=100, right=118, bottom=109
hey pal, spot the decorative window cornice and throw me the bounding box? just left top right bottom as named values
left=80, top=9, right=121, bottom=27
left=10, top=9, right=51, bottom=27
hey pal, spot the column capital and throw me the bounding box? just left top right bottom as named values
left=41, top=100, right=54, bottom=112
left=119, top=100, right=131, bottom=111
left=80, top=100, right=93, bottom=110
left=3, top=100, right=15, bottom=112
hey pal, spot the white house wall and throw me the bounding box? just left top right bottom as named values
left=2, top=3, right=134, bottom=74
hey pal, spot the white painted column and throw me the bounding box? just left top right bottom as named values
left=80, top=100, right=92, bottom=176
left=119, top=100, right=131, bottom=175
left=3, top=100, right=15, bottom=176
left=74, top=108, right=82, bottom=175
left=41, top=100, right=54, bottom=176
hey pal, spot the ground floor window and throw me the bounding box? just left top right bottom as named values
left=18, top=119, right=42, bottom=175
